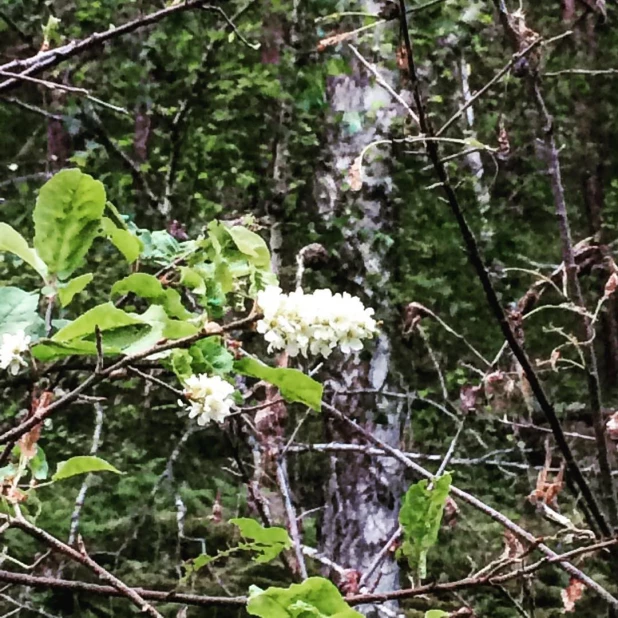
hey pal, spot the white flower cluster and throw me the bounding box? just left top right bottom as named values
left=182, top=374, right=235, bottom=426
left=0, top=331, right=30, bottom=375
left=256, top=286, right=377, bottom=358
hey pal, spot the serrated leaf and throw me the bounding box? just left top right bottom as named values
left=57, top=273, right=93, bottom=307
left=247, top=577, right=362, bottom=618
left=234, top=357, right=322, bottom=411
left=52, top=456, right=121, bottom=481
left=111, top=273, right=190, bottom=319
left=0, top=223, right=48, bottom=280
left=398, top=473, right=452, bottom=579
left=0, top=287, right=40, bottom=336
left=33, top=169, right=106, bottom=279
left=101, top=217, right=142, bottom=263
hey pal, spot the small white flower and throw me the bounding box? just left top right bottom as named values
left=256, top=286, right=377, bottom=359
left=0, top=331, right=31, bottom=375
left=181, top=374, right=235, bottom=426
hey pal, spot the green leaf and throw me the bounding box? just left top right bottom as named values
left=247, top=577, right=362, bottom=618
left=0, top=287, right=40, bottom=336
left=52, top=303, right=145, bottom=343
left=179, top=266, right=206, bottom=295
left=234, top=357, right=323, bottom=411
left=168, top=349, right=194, bottom=381
left=57, top=273, right=93, bottom=307
left=29, top=446, right=49, bottom=481
left=52, top=456, right=121, bottom=481
left=111, top=273, right=190, bottom=319
left=398, top=473, right=452, bottom=579
left=191, top=337, right=234, bottom=375
left=101, top=217, right=142, bottom=263
left=0, top=223, right=48, bottom=280
left=33, top=169, right=106, bottom=279
left=231, top=518, right=291, bottom=563
left=226, top=226, right=271, bottom=270
left=31, top=339, right=107, bottom=362
left=425, top=612, right=448, bottom=618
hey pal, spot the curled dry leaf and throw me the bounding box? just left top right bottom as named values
left=606, top=411, right=618, bottom=442
left=459, top=384, right=482, bottom=413
left=348, top=155, right=363, bottom=192
left=443, top=496, right=460, bottom=528
left=339, top=569, right=361, bottom=596
left=604, top=272, right=618, bottom=299
left=402, top=302, right=431, bottom=335
left=19, top=391, right=54, bottom=460
left=561, top=576, right=585, bottom=612
left=501, top=529, right=524, bottom=560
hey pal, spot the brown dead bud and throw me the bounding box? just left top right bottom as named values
left=606, top=411, right=618, bottom=442
left=348, top=155, right=363, bottom=192
left=562, top=577, right=585, bottom=613
left=402, top=302, right=431, bottom=335
left=459, top=384, right=482, bottom=413
left=443, top=496, right=460, bottom=527
left=340, top=569, right=361, bottom=596
left=604, top=272, right=618, bottom=299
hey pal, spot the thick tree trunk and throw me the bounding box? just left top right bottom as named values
left=315, top=44, right=405, bottom=617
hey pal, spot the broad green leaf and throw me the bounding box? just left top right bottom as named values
left=0, top=223, right=48, bottom=280
left=111, top=273, right=190, bottom=319
left=425, top=612, right=448, bottom=618
left=120, top=305, right=197, bottom=356
left=52, top=456, right=121, bottom=481
left=33, top=169, right=106, bottom=279
left=398, top=473, right=452, bottom=579
left=231, top=518, right=291, bottom=563
left=101, top=217, right=142, bottom=263
left=191, top=337, right=234, bottom=375
left=226, top=226, right=271, bottom=270
left=235, top=357, right=323, bottom=411
left=0, top=287, right=40, bottom=336
left=31, top=339, right=102, bottom=361
left=52, top=303, right=144, bottom=343
left=247, top=577, right=362, bottom=618
left=57, top=273, right=93, bottom=307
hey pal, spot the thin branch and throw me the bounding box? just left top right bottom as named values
left=5, top=516, right=163, bottom=617
left=396, top=0, right=610, bottom=538
left=0, top=569, right=246, bottom=607
left=322, top=401, right=618, bottom=609
left=275, top=459, right=308, bottom=579
left=0, top=71, right=128, bottom=115
left=0, top=1, right=221, bottom=95
left=67, top=403, right=105, bottom=546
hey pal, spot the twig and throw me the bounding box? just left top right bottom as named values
left=321, top=401, right=618, bottom=608
left=0, top=569, right=246, bottom=607
left=397, top=0, right=610, bottom=539
left=5, top=516, right=163, bottom=617
left=275, top=459, right=308, bottom=579
left=348, top=44, right=419, bottom=126
left=67, top=403, right=105, bottom=547
left=0, top=2, right=221, bottom=95
left=0, top=71, right=128, bottom=115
